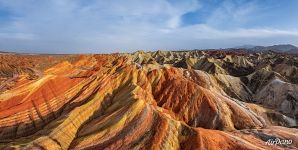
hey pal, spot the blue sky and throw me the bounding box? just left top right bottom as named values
left=0, top=0, right=298, bottom=53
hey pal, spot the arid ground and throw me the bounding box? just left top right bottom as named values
left=0, top=50, right=297, bottom=149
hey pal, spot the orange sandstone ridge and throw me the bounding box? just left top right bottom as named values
left=0, top=50, right=297, bottom=149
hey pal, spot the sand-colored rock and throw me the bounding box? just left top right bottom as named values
left=0, top=50, right=297, bottom=149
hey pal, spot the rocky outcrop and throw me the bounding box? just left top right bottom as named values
left=0, top=50, right=297, bottom=149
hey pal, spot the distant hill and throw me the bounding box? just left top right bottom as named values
left=236, top=44, right=298, bottom=54
left=0, top=51, right=12, bottom=54
left=286, top=48, right=298, bottom=54
left=234, top=44, right=257, bottom=49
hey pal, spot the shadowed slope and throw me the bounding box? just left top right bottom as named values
left=0, top=51, right=297, bottom=149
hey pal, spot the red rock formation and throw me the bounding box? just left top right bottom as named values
left=0, top=51, right=297, bottom=149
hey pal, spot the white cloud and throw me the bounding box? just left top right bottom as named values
left=206, top=0, right=259, bottom=28
left=0, top=0, right=297, bottom=53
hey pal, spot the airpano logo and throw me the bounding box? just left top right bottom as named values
left=265, top=138, right=292, bottom=146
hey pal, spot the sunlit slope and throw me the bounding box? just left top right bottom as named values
left=0, top=51, right=297, bottom=149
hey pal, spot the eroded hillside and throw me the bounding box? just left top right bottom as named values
left=0, top=50, right=297, bottom=149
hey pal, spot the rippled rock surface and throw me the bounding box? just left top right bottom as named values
left=0, top=50, right=297, bottom=149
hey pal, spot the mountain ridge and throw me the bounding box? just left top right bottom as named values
left=235, top=44, right=298, bottom=53
left=1, top=44, right=298, bottom=54
left=0, top=50, right=297, bottom=149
